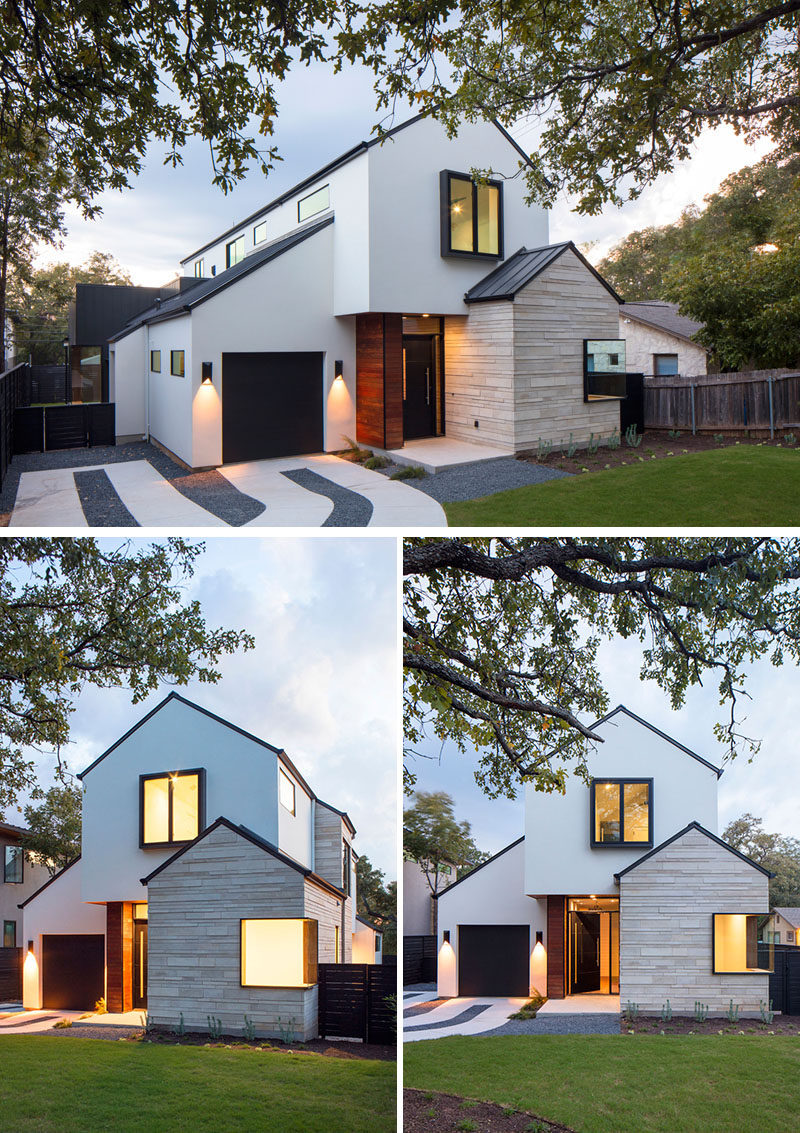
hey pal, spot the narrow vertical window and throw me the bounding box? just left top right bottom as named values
left=226, top=236, right=245, bottom=268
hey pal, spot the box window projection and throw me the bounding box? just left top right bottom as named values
left=591, top=780, right=652, bottom=846
left=241, top=918, right=318, bottom=987
left=441, top=171, right=502, bottom=257
left=713, top=914, right=774, bottom=973
left=141, top=769, right=204, bottom=846
left=298, top=185, right=330, bottom=222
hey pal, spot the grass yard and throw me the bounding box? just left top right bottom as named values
left=0, top=1036, right=396, bottom=1133
left=445, top=447, right=800, bottom=526
left=404, top=1034, right=800, bottom=1133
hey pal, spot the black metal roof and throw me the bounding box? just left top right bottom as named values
left=108, top=215, right=334, bottom=341
left=465, top=241, right=622, bottom=304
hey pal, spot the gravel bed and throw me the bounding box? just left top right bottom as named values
left=482, top=1012, right=621, bottom=1036
left=403, top=998, right=450, bottom=1019
left=404, top=1003, right=492, bottom=1032
left=379, top=456, right=571, bottom=503
left=281, top=468, right=374, bottom=526
left=46, top=1023, right=143, bottom=1041
left=74, top=468, right=140, bottom=526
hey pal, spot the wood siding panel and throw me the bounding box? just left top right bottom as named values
left=356, top=313, right=385, bottom=447
left=384, top=314, right=404, bottom=449
left=547, top=896, right=566, bottom=999
left=106, top=902, right=133, bottom=1012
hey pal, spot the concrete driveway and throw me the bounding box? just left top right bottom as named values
left=7, top=449, right=446, bottom=528
left=403, top=994, right=530, bottom=1041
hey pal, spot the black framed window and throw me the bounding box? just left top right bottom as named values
left=170, top=350, right=185, bottom=377
left=194, top=259, right=204, bottom=278
left=3, top=844, right=23, bottom=883
left=2, top=920, right=15, bottom=947
left=713, top=913, right=774, bottom=973
left=279, top=768, right=296, bottom=815
left=150, top=350, right=161, bottom=373
left=139, top=768, right=205, bottom=848
left=254, top=220, right=268, bottom=244
left=590, top=779, right=652, bottom=847
left=440, top=170, right=503, bottom=259
left=297, top=185, right=329, bottom=222
left=226, top=236, right=245, bottom=268
left=342, top=841, right=351, bottom=895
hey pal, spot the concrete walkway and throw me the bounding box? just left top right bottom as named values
left=403, top=992, right=621, bottom=1041
left=538, top=994, right=620, bottom=1015
left=385, top=437, right=515, bottom=475
left=403, top=996, right=529, bottom=1042
left=0, top=1008, right=83, bottom=1034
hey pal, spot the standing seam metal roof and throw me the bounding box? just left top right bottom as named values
left=464, top=241, right=622, bottom=303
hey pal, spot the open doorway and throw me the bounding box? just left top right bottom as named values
left=568, top=897, right=619, bottom=994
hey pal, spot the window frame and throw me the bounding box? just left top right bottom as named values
left=194, top=259, right=204, bottom=278
left=139, top=768, right=206, bottom=849
left=3, top=844, right=23, bottom=884
left=170, top=350, right=185, bottom=378
left=239, top=917, right=318, bottom=988
left=225, top=235, right=245, bottom=269
left=297, top=184, right=330, bottom=223
left=253, top=220, right=268, bottom=245
left=279, top=767, right=296, bottom=815
left=343, top=840, right=352, bottom=895
left=439, top=169, right=504, bottom=260
left=150, top=349, right=161, bottom=373
left=712, top=912, right=774, bottom=974
left=589, top=778, right=653, bottom=848
left=653, top=353, right=679, bottom=376
left=3, top=920, right=16, bottom=947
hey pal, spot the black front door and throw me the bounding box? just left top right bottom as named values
left=403, top=336, right=436, bottom=440
left=572, top=913, right=601, bottom=993
left=132, top=921, right=148, bottom=1009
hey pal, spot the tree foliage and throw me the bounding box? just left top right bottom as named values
left=723, top=813, right=800, bottom=907
left=404, top=537, right=800, bottom=799
left=0, top=538, right=253, bottom=813
left=339, top=0, right=800, bottom=213
left=403, top=791, right=487, bottom=892
left=356, top=854, right=397, bottom=954
left=597, top=155, right=800, bottom=368
left=21, top=783, right=82, bottom=876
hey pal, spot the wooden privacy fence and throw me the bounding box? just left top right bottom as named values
left=0, top=362, right=30, bottom=488
left=0, top=947, right=23, bottom=1002
left=318, top=963, right=396, bottom=1044
left=644, top=371, right=800, bottom=435
left=759, top=944, right=800, bottom=1017
left=403, top=934, right=437, bottom=986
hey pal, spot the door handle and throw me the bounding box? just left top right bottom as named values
left=425, top=367, right=431, bottom=405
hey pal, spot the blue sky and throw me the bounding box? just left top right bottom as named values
left=51, top=58, right=773, bottom=284
left=408, top=632, right=800, bottom=858
left=12, top=536, right=398, bottom=880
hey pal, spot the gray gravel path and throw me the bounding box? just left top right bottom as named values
left=404, top=999, right=449, bottom=1019
left=282, top=467, right=374, bottom=526
left=482, top=1012, right=620, bottom=1036
left=74, top=469, right=140, bottom=526
left=380, top=456, right=570, bottom=503
left=46, top=1023, right=143, bottom=1041
left=405, top=1003, right=492, bottom=1032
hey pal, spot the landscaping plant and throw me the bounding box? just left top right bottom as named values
left=694, top=1002, right=709, bottom=1023
left=624, top=424, right=642, bottom=448
left=726, top=1000, right=740, bottom=1023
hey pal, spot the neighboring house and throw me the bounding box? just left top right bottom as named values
left=435, top=705, right=775, bottom=1016
left=620, top=300, right=708, bottom=378
left=105, top=113, right=630, bottom=469
left=353, top=914, right=383, bottom=964
left=770, top=908, right=800, bottom=945
left=19, top=693, right=380, bottom=1039
left=403, top=859, right=457, bottom=936
left=3, top=312, right=19, bottom=371
left=0, top=822, right=51, bottom=951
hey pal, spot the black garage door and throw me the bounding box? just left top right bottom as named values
left=42, top=934, right=105, bottom=1009
left=458, top=924, right=530, bottom=996
left=222, top=351, right=324, bottom=463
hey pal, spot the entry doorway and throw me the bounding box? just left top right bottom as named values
left=402, top=316, right=444, bottom=441
left=568, top=897, right=619, bottom=994
left=132, top=904, right=148, bottom=1009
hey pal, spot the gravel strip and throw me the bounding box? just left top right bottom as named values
left=481, top=1012, right=621, bottom=1036
left=281, top=468, right=373, bottom=526
left=403, top=998, right=449, bottom=1019
left=46, top=1023, right=143, bottom=1041
left=74, top=469, right=140, bottom=526
left=404, top=1003, right=492, bottom=1032
left=379, top=456, right=571, bottom=503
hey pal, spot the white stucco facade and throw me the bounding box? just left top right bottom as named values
left=621, top=312, right=708, bottom=378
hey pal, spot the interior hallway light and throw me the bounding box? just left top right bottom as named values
left=202, top=362, right=213, bottom=384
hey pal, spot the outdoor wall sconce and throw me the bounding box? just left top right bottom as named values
left=334, top=360, right=344, bottom=381
left=202, top=362, right=213, bottom=385
left=536, top=931, right=543, bottom=945
left=27, top=940, right=33, bottom=953
left=443, top=930, right=450, bottom=943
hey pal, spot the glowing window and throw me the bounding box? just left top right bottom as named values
left=150, top=349, right=161, bottom=373
left=279, top=768, right=296, bottom=815
left=170, top=350, right=185, bottom=377
left=254, top=220, right=268, bottom=244
left=140, top=770, right=204, bottom=846
left=441, top=171, right=502, bottom=257
left=241, top=918, right=318, bottom=987
left=713, top=914, right=773, bottom=973
left=3, top=920, right=16, bottom=947
left=591, top=780, right=652, bottom=846
left=133, top=903, right=148, bottom=921
left=297, top=185, right=330, bottom=222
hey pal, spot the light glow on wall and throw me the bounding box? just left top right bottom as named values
left=438, top=938, right=457, bottom=997
left=241, top=919, right=317, bottom=987
left=22, top=948, right=39, bottom=1009
left=530, top=939, right=547, bottom=997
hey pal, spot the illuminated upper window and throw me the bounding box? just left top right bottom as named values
left=279, top=768, right=296, bottom=815
left=713, top=914, right=773, bottom=973
left=140, top=769, right=204, bottom=847
left=591, top=779, right=652, bottom=847
left=297, top=185, right=330, bottom=222
left=440, top=171, right=502, bottom=258
left=241, top=918, right=318, bottom=987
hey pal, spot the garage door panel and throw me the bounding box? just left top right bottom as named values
left=222, top=351, right=323, bottom=463
left=458, top=924, right=529, bottom=996
left=42, top=934, right=105, bottom=1010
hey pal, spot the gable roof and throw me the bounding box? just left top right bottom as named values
left=140, top=815, right=346, bottom=899
left=464, top=241, right=622, bottom=304
left=620, top=300, right=706, bottom=346
left=17, top=856, right=81, bottom=909
left=594, top=705, right=724, bottom=777
left=614, top=821, right=775, bottom=882
left=773, top=907, right=800, bottom=928
left=109, top=215, right=334, bottom=341
left=180, top=113, right=535, bottom=266
left=433, top=836, right=524, bottom=900
left=356, top=913, right=383, bottom=934
left=0, top=820, right=29, bottom=840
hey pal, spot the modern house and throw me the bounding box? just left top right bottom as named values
left=19, top=693, right=381, bottom=1039
left=435, top=706, right=775, bottom=1016
left=403, top=858, right=457, bottom=936
left=620, top=301, right=708, bottom=378
left=1, top=822, right=51, bottom=951
left=770, top=908, right=800, bottom=945
left=106, top=114, right=630, bottom=469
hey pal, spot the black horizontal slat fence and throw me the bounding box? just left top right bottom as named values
left=318, top=962, right=396, bottom=1043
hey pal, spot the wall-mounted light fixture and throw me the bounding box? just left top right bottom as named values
left=535, top=931, right=543, bottom=945
left=443, top=930, right=450, bottom=943
left=27, top=940, right=34, bottom=953
left=334, top=360, right=344, bottom=381
left=201, top=362, right=213, bottom=385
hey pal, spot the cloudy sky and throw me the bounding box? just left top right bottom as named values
left=50, top=58, right=773, bottom=284
left=11, top=536, right=398, bottom=879
left=408, top=622, right=800, bottom=858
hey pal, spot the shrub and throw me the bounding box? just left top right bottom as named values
left=660, top=999, right=673, bottom=1022
left=727, top=1000, right=740, bottom=1023
left=207, top=1015, right=223, bottom=1040
left=243, top=1015, right=256, bottom=1041
left=694, top=1001, right=709, bottom=1022
left=587, top=432, right=600, bottom=455
left=364, top=454, right=389, bottom=470
left=760, top=998, right=775, bottom=1024
left=389, top=464, right=427, bottom=480
left=94, top=997, right=107, bottom=1015
left=536, top=437, right=553, bottom=461
left=623, top=1001, right=639, bottom=1023
left=509, top=993, right=546, bottom=1020
left=607, top=428, right=621, bottom=450
left=624, top=424, right=642, bottom=448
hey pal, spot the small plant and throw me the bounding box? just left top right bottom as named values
left=668, top=428, right=681, bottom=439
left=566, top=432, right=578, bottom=458
left=660, top=999, right=673, bottom=1023
left=364, top=454, right=389, bottom=470
left=509, top=994, right=546, bottom=1020
left=389, top=464, right=427, bottom=480
left=456, top=1122, right=478, bottom=1132
left=713, top=432, right=725, bottom=444
left=341, top=435, right=372, bottom=462
left=623, top=1001, right=639, bottom=1023
left=243, top=1015, right=256, bottom=1041
left=607, top=427, right=621, bottom=450
left=587, top=432, right=600, bottom=455
left=525, top=1124, right=549, bottom=1133
left=760, top=998, right=775, bottom=1024
left=176, top=1011, right=185, bottom=1037
left=53, top=1018, right=73, bottom=1029
left=94, top=997, right=107, bottom=1015
left=536, top=436, right=553, bottom=461
left=624, top=423, right=642, bottom=448
left=277, top=1016, right=297, bottom=1044
left=207, top=1015, right=223, bottom=1040
left=783, top=433, right=797, bottom=446
left=727, top=999, right=740, bottom=1023
left=694, top=1001, right=709, bottom=1022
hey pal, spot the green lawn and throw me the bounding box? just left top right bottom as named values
left=405, top=1034, right=800, bottom=1133
left=0, top=1036, right=396, bottom=1133
left=445, top=447, right=800, bottom=526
